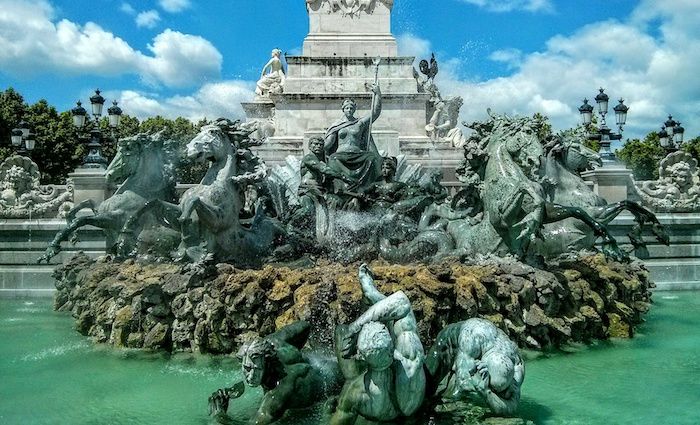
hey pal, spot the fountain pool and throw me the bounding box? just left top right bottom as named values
left=1, top=293, right=699, bottom=425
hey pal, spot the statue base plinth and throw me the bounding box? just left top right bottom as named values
left=68, top=167, right=111, bottom=207
left=581, top=165, right=634, bottom=204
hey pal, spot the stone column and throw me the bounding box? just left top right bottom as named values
left=68, top=167, right=111, bottom=207
left=581, top=164, right=634, bottom=203
left=303, top=0, right=397, bottom=57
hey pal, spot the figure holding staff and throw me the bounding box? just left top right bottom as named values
left=324, top=57, right=383, bottom=199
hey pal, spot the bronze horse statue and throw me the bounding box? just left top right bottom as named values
left=39, top=131, right=176, bottom=263
left=117, top=119, right=286, bottom=267
left=446, top=112, right=632, bottom=261
left=534, top=132, right=669, bottom=257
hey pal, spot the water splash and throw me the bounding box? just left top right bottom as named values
left=20, top=341, right=90, bottom=362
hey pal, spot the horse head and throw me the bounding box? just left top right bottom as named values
left=106, top=133, right=147, bottom=184
left=490, top=114, right=544, bottom=181
left=187, top=121, right=235, bottom=165
left=561, top=137, right=602, bottom=174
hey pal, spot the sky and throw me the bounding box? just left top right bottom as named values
left=1, top=0, right=699, bottom=142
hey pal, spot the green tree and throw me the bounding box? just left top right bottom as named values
left=138, top=115, right=206, bottom=183
left=25, top=101, right=84, bottom=184
left=682, top=136, right=700, bottom=163
left=0, top=88, right=29, bottom=165
left=616, top=131, right=665, bottom=180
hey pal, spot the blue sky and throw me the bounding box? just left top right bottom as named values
left=1, top=0, right=698, bottom=141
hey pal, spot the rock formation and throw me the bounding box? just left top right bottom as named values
left=53, top=252, right=654, bottom=354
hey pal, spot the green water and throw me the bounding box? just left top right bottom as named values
left=1, top=294, right=699, bottom=425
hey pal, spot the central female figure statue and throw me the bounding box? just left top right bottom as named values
left=324, top=83, right=383, bottom=195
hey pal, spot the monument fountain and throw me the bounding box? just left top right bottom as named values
left=36, top=1, right=689, bottom=424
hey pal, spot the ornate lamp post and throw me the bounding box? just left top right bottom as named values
left=8, top=119, right=37, bottom=157
left=658, top=115, right=685, bottom=154
left=578, top=88, right=629, bottom=164
left=71, top=89, right=123, bottom=169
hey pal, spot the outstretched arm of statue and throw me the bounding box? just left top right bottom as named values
left=347, top=291, right=411, bottom=335
left=358, top=263, right=386, bottom=304
left=369, top=83, right=382, bottom=123
left=391, top=305, right=425, bottom=416
left=269, top=321, right=311, bottom=352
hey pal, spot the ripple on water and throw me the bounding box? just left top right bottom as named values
left=162, top=363, right=233, bottom=382
left=16, top=307, right=43, bottom=313
left=20, top=341, right=90, bottom=362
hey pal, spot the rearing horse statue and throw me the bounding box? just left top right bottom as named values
left=117, top=119, right=286, bottom=266
left=447, top=112, right=630, bottom=261
left=533, top=133, right=669, bottom=257
left=38, top=131, right=176, bottom=263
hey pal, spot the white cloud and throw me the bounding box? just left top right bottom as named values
left=459, top=0, right=554, bottom=13
left=143, top=30, right=222, bottom=87
left=0, top=0, right=222, bottom=88
left=120, top=2, right=135, bottom=15
left=158, top=0, right=191, bottom=13
left=118, top=81, right=255, bottom=121
left=397, top=33, right=432, bottom=58
left=135, top=10, right=161, bottom=29
left=488, top=48, right=523, bottom=69
left=396, top=0, right=700, bottom=141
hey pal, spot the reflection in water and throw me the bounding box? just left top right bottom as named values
left=1, top=294, right=699, bottom=424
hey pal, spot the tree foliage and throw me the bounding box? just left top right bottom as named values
left=682, top=136, right=700, bottom=163
left=616, top=131, right=665, bottom=181
left=0, top=87, right=210, bottom=184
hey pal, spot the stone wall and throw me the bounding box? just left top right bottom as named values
left=53, top=253, right=653, bottom=353
left=0, top=219, right=104, bottom=298
left=608, top=212, right=700, bottom=290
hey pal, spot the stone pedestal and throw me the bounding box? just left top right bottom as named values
left=581, top=164, right=633, bottom=204
left=68, top=167, right=111, bottom=207
left=246, top=1, right=463, bottom=183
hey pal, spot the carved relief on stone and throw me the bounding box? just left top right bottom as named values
left=241, top=108, right=277, bottom=141
left=634, top=151, right=700, bottom=212
left=0, top=155, right=73, bottom=218
left=306, top=0, right=394, bottom=16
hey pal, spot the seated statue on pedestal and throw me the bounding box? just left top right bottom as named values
left=323, top=84, right=384, bottom=207
left=361, top=156, right=407, bottom=211
left=289, top=137, right=353, bottom=234
left=256, top=49, right=286, bottom=98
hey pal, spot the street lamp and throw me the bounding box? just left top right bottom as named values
left=8, top=120, right=38, bottom=156
left=658, top=115, right=685, bottom=153
left=578, top=88, right=628, bottom=164
left=71, top=89, right=123, bottom=168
